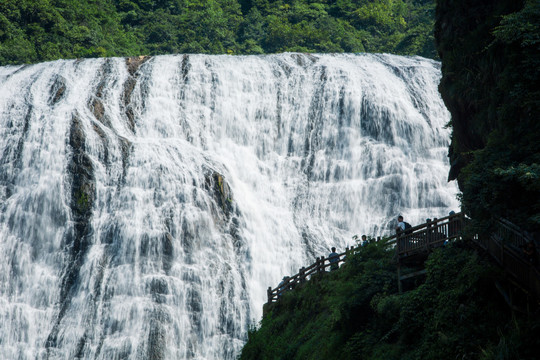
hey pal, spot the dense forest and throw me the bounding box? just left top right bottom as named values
left=0, top=0, right=436, bottom=65
left=240, top=240, right=540, bottom=359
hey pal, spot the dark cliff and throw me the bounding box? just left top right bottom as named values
left=435, top=0, right=540, bottom=231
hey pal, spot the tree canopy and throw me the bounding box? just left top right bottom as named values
left=0, top=0, right=437, bottom=65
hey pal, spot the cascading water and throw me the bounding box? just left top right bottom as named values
left=0, top=53, right=458, bottom=359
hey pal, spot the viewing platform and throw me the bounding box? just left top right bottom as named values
left=265, top=212, right=540, bottom=312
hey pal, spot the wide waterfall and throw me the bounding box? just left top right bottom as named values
left=0, top=53, right=458, bottom=359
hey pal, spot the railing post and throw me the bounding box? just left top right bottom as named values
left=267, top=286, right=273, bottom=303
left=396, top=232, right=402, bottom=256
left=345, top=246, right=350, bottom=261
left=426, top=219, right=432, bottom=246
left=432, top=218, right=438, bottom=247
left=299, top=267, right=306, bottom=283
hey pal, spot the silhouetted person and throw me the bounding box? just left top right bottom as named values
left=361, top=235, right=368, bottom=246
left=396, top=215, right=405, bottom=233
left=328, top=247, right=339, bottom=271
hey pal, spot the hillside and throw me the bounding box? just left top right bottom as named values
left=240, top=240, right=539, bottom=359
left=0, top=0, right=436, bottom=65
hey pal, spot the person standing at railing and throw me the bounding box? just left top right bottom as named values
left=396, top=215, right=412, bottom=234
left=396, top=215, right=406, bottom=233
left=329, top=247, right=339, bottom=271
left=396, top=215, right=413, bottom=254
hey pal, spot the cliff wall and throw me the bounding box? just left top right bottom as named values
left=435, top=0, right=540, bottom=231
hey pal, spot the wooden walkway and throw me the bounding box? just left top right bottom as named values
left=266, top=212, right=540, bottom=305
left=473, top=217, right=540, bottom=301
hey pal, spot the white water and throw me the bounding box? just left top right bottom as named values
left=0, top=53, right=458, bottom=359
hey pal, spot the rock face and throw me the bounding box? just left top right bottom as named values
left=435, top=0, right=520, bottom=182
left=435, top=0, right=540, bottom=229
left=46, top=113, right=96, bottom=354
left=123, top=56, right=151, bottom=132
left=205, top=171, right=233, bottom=219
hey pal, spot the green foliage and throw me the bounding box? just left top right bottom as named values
left=240, top=242, right=540, bottom=359
left=241, top=239, right=398, bottom=359
left=76, top=189, right=91, bottom=212
left=1, top=0, right=437, bottom=65
left=436, top=0, right=540, bottom=231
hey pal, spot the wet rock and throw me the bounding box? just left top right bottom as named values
left=90, top=98, right=105, bottom=121
left=46, top=113, right=96, bottom=354
left=181, top=54, right=191, bottom=81
left=88, top=60, right=112, bottom=124
left=145, top=317, right=166, bottom=360
left=149, top=277, right=169, bottom=295
left=122, top=56, right=150, bottom=133
left=149, top=277, right=169, bottom=304
left=161, top=233, right=174, bottom=273
left=126, top=56, right=150, bottom=77
left=291, top=53, right=317, bottom=67
left=69, top=115, right=95, bottom=220
left=118, top=136, right=132, bottom=183
left=74, top=333, right=87, bottom=359
left=204, top=171, right=233, bottom=218
left=48, top=75, right=67, bottom=106
left=187, top=288, right=202, bottom=331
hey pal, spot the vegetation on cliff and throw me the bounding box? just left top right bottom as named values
left=240, top=240, right=540, bottom=359
left=435, top=0, right=540, bottom=233
left=0, top=0, right=437, bottom=65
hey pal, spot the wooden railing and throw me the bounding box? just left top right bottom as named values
left=386, top=213, right=465, bottom=257
left=267, top=213, right=465, bottom=303
left=266, top=212, right=540, bottom=304
left=471, top=218, right=540, bottom=299
left=266, top=244, right=363, bottom=303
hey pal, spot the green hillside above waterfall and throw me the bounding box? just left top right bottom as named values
left=0, top=0, right=436, bottom=65
left=239, top=240, right=540, bottom=360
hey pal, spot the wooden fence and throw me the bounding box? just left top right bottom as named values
left=266, top=243, right=366, bottom=303
left=386, top=213, right=465, bottom=258
left=266, top=212, right=540, bottom=304
left=471, top=218, right=540, bottom=299
left=267, top=213, right=465, bottom=303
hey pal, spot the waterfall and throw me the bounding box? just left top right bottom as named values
left=0, top=53, right=458, bottom=359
